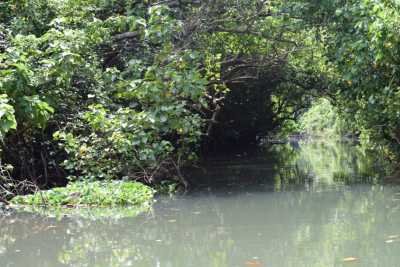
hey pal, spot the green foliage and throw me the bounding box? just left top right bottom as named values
left=0, top=1, right=208, bottom=185
left=0, top=0, right=57, bottom=35
left=50, top=6, right=208, bottom=181
left=302, top=0, right=400, bottom=157
left=1, top=0, right=400, bottom=194
left=196, top=1, right=322, bottom=146
left=297, top=98, right=346, bottom=136
left=0, top=94, right=16, bottom=138
left=10, top=180, right=154, bottom=206
left=154, top=180, right=180, bottom=195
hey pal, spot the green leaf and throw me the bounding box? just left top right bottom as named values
left=0, top=94, right=17, bottom=137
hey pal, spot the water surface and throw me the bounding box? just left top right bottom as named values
left=1, top=141, right=400, bottom=267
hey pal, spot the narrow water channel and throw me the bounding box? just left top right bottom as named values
left=1, top=141, right=400, bottom=267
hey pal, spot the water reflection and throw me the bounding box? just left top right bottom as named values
left=189, top=140, right=390, bottom=190
left=271, top=141, right=391, bottom=190
left=1, top=142, right=399, bottom=267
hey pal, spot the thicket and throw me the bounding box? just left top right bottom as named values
left=298, top=0, right=400, bottom=157
left=282, top=98, right=346, bottom=137
left=1, top=0, right=400, bottom=200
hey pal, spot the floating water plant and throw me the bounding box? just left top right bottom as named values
left=10, top=180, right=154, bottom=207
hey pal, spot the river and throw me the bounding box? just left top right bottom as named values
left=1, top=141, right=400, bottom=267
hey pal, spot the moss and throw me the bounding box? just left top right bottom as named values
left=10, top=180, right=154, bottom=207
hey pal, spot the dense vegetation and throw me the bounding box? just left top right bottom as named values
left=11, top=180, right=154, bottom=206
left=1, top=0, right=400, bottom=201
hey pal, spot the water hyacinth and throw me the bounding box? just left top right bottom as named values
left=11, top=180, right=154, bottom=207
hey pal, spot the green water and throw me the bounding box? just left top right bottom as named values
left=1, top=141, right=400, bottom=267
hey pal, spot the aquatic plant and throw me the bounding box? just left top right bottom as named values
left=10, top=180, right=154, bottom=207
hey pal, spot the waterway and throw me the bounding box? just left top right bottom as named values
left=1, top=141, right=399, bottom=267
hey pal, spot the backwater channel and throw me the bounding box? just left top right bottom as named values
left=1, top=140, right=400, bottom=267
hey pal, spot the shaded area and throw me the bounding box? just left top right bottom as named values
left=189, top=140, right=391, bottom=189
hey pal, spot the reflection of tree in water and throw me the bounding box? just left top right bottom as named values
left=188, top=141, right=386, bottom=190
left=0, top=213, right=75, bottom=267
left=0, top=142, right=399, bottom=267
left=270, top=141, right=391, bottom=188
left=1, top=185, right=400, bottom=267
